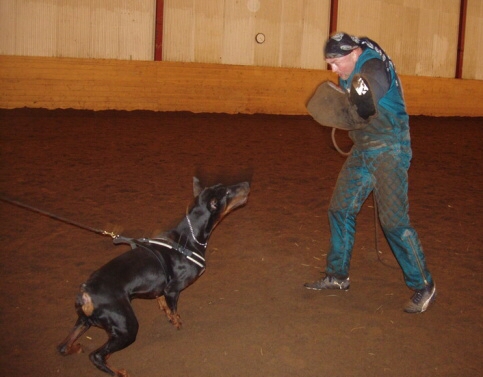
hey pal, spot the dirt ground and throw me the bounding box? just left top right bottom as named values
left=0, top=108, right=482, bottom=377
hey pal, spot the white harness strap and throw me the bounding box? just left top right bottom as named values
left=147, top=239, right=206, bottom=269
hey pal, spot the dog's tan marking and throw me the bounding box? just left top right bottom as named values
left=81, top=292, right=94, bottom=316
left=157, top=296, right=182, bottom=329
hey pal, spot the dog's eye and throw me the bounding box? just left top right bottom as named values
left=210, top=198, right=218, bottom=211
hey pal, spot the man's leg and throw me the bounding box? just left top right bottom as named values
left=305, top=151, right=373, bottom=290
left=372, top=151, right=435, bottom=312
left=326, top=152, right=374, bottom=278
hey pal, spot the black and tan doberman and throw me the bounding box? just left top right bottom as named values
left=57, top=177, right=250, bottom=376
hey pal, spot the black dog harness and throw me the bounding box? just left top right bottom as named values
left=113, top=235, right=206, bottom=270
left=143, top=238, right=206, bottom=269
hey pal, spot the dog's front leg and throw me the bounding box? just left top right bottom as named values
left=157, top=294, right=182, bottom=329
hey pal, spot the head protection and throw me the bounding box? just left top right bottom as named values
left=324, top=32, right=360, bottom=59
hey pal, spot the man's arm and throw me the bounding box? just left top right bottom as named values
left=349, top=58, right=390, bottom=119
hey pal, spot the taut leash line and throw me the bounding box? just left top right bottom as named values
left=0, top=195, right=118, bottom=238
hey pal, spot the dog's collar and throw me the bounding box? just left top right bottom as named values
left=143, top=237, right=206, bottom=270
left=185, top=215, right=208, bottom=247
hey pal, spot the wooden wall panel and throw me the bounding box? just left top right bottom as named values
left=279, top=1, right=305, bottom=67
left=162, top=0, right=331, bottom=69
left=161, top=0, right=475, bottom=78
left=194, top=1, right=225, bottom=63
left=463, top=0, right=483, bottom=79
left=337, top=0, right=461, bottom=78
left=2, top=1, right=481, bottom=79
left=1, top=56, right=482, bottom=117
left=1, top=0, right=58, bottom=57
left=0, top=0, right=156, bottom=61
left=162, top=0, right=195, bottom=62
left=222, top=1, right=256, bottom=65
left=299, top=0, right=331, bottom=69
left=253, top=0, right=283, bottom=67
left=1, top=1, right=481, bottom=80
left=0, top=55, right=330, bottom=114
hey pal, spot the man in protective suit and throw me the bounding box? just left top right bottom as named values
left=305, top=32, right=436, bottom=313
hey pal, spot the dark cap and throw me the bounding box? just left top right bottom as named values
left=324, top=32, right=360, bottom=59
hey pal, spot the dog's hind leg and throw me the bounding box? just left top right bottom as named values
left=57, top=317, right=91, bottom=355
left=89, top=306, right=139, bottom=377
left=157, top=294, right=182, bottom=329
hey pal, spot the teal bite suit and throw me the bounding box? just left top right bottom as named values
left=326, top=48, right=433, bottom=290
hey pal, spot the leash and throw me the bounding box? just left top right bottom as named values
left=0, top=195, right=119, bottom=239
left=1, top=195, right=207, bottom=272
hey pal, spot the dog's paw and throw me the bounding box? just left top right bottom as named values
left=57, top=342, right=84, bottom=355
left=116, top=368, right=129, bottom=377
left=170, top=314, right=183, bottom=330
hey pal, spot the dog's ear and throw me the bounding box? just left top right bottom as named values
left=193, top=177, right=203, bottom=197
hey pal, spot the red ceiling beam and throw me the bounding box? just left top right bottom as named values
left=455, top=0, right=467, bottom=78
left=327, top=0, right=338, bottom=69
left=154, top=0, right=164, bottom=61
left=329, top=0, right=338, bottom=34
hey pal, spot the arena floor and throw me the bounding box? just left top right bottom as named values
left=1, top=108, right=482, bottom=376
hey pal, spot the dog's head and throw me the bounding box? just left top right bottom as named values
left=193, top=177, right=250, bottom=222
